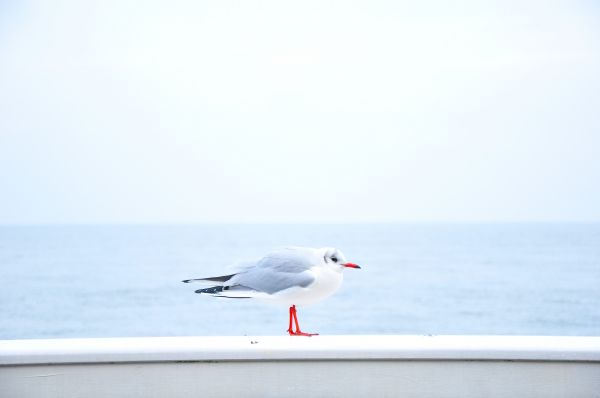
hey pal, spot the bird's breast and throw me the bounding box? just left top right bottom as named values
left=273, top=266, right=343, bottom=306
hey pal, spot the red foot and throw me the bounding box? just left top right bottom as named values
left=288, top=330, right=319, bottom=337
left=286, top=305, right=318, bottom=337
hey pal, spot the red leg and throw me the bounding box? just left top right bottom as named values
left=288, top=305, right=318, bottom=337
left=287, top=306, right=294, bottom=335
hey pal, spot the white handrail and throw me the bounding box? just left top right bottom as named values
left=1, top=335, right=599, bottom=365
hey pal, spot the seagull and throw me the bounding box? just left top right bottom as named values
left=182, top=246, right=361, bottom=336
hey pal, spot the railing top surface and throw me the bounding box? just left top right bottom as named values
left=1, top=335, right=600, bottom=365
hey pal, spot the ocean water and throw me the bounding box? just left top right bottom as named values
left=0, top=224, right=599, bottom=339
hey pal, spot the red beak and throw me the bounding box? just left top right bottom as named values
left=342, top=262, right=361, bottom=269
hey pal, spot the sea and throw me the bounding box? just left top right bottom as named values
left=0, top=223, right=599, bottom=339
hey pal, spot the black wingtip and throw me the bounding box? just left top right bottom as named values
left=182, top=279, right=191, bottom=283
left=195, top=286, right=224, bottom=294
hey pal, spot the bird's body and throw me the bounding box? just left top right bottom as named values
left=273, top=258, right=344, bottom=306
left=183, top=246, right=361, bottom=336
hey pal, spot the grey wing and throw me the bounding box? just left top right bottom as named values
left=256, top=247, right=317, bottom=273
left=230, top=250, right=317, bottom=294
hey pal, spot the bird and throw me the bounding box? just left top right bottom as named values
left=182, top=246, right=361, bottom=336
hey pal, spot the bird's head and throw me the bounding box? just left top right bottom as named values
left=321, top=247, right=361, bottom=270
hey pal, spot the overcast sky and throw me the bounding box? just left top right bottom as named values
left=1, top=0, right=599, bottom=224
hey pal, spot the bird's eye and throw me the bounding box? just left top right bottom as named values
left=331, top=256, right=338, bottom=263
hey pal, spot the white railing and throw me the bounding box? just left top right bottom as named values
left=1, top=335, right=599, bottom=397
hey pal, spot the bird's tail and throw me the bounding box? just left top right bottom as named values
left=183, top=274, right=255, bottom=298
left=182, top=273, right=236, bottom=285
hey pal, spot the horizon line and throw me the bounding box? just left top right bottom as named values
left=1, top=220, right=600, bottom=227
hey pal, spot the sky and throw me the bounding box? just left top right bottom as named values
left=0, top=0, right=599, bottom=224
